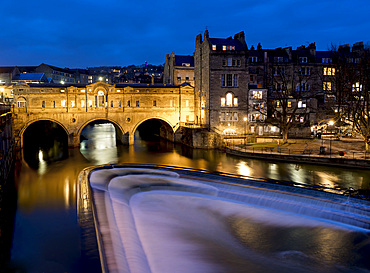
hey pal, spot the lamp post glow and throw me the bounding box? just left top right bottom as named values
left=243, top=117, right=247, bottom=145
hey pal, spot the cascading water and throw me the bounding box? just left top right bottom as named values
left=83, top=166, right=370, bottom=273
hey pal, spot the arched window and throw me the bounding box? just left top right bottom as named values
left=98, top=91, right=105, bottom=107
left=226, top=93, right=233, bottom=106
left=221, top=92, right=238, bottom=107
left=17, top=97, right=27, bottom=108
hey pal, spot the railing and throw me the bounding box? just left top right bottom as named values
left=227, top=144, right=370, bottom=160
left=0, top=104, right=11, bottom=115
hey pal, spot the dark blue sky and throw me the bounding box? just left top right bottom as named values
left=1, top=0, right=369, bottom=68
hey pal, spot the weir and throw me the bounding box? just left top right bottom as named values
left=79, top=165, right=370, bottom=273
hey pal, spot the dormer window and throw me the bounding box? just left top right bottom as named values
left=299, top=57, right=308, bottom=63
left=212, top=45, right=217, bottom=50
left=274, top=57, right=283, bottom=63
left=249, top=56, right=258, bottom=63
left=222, top=45, right=235, bottom=51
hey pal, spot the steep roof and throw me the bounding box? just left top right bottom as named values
left=209, top=38, right=245, bottom=50
left=0, top=67, right=17, bottom=73
left=174, top=55, right=194, bottom=67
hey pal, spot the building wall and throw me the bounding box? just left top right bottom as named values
left=195, top=31, right=249, bottom=135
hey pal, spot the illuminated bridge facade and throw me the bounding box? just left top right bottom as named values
left=12, top=82, right=196, bottom=147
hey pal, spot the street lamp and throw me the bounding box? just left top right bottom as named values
left=243, top=117, right=248, bottom=145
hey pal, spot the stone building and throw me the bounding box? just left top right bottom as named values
left=0, top=67, right=20, bottom=85
left=194, top=30, right=249, bottom=135
left=163, top=52, right=194, bottom=86
left=35, top=63, right=76, bottom=84
left=12, top=82, right=195, bottom=146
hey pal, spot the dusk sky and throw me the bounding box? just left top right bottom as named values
left=1, top=0, right=369, bottom=68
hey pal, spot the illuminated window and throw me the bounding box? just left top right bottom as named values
left=276, top=101, right=280, bottom=107
left=97, top=91, right=105, bottom=107
left=212, top=45, right=216, bottom=50
left=226, top=93, right=233, bottom=106
left=170, top=100, right=174, bottom=107
left=222, top=45, right=226, bottom=51
left=352, top=82, right=362, bottom=92
left=323, top=67, right=335, bottom=75
left=185, top=100, right=189, bottom=107
left=61, top=100, right=66, bottom=107
left=323, top=82, right=332, bottom=91
left=71, top=100, right=75, bottom=107
left=88, top=100, right=92, bottom=107
left=252, top=91, right=263, bottom=99
left=221, top=97, right=226, bottom=107
left=288, top=101, right=292, bottom=108
left=233, top=98, right=238, bottom=107
left=81, top=100, right=85, bottom=107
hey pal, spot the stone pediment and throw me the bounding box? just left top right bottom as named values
left=86, top=82, right=115, bottom=93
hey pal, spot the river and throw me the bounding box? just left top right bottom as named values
left=7, top=123, right=370, bottom=272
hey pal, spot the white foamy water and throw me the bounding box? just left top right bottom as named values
left=88, top=167, right=370, bottom=273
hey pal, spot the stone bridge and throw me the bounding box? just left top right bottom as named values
left=12, top=82, right=196, bottom=147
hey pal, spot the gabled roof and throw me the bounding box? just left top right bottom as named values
left=174, top=55, right=194, bottom=67
left=0, top=67, right=17, bottom=73
left=38, top=63, right=74, bottom=74
left=209, top=38, right=245, bottom=50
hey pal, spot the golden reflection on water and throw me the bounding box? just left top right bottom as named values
left=17, top=157, right=82, bottom=212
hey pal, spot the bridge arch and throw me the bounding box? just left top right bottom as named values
left=133, top=117, right=175, bottom=142
left=19, top=118, right=70, bottom=147
left=77, top=118, right=126, bottom=146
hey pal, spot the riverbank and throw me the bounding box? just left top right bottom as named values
left=226, top=137, right=370, bottom=169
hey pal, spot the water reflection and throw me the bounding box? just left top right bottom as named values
left=10, top=122, right=370, bottom=272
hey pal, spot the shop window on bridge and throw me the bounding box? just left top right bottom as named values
left=98, top=91, right=105, bottom=107
left=17, top=98, right=27, bottom=108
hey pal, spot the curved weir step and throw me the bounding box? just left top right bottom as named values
left=81, top=166, right=370, bottom=273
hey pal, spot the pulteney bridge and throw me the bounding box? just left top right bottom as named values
left=12, top=82, right=196, bottom=147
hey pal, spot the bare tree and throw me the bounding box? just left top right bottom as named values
left=334, top=45, right=370, bottom=150
left=266, top=64, right=315, bottom=143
